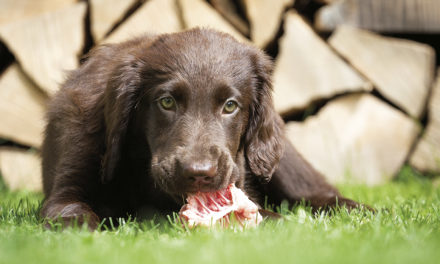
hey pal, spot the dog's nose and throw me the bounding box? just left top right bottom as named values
left=183, top=162, right=217, bottom=185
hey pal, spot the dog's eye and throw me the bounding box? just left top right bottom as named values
left=223, top=100, right=238, bottom=114
left=159, top=97, right=175, bottom=110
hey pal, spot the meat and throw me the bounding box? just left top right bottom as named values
left=179, top=184, right=262, bottom=228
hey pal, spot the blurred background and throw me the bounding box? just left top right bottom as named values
left=0, top=0, right=439, bottom=192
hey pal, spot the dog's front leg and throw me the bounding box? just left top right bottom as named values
left=41, top=194, right=100, bottom=231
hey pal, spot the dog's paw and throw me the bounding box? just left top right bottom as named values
left=42, top=202, right=100, bottom=231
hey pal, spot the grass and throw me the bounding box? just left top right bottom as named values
left=0, top=168, right=439, bottom=264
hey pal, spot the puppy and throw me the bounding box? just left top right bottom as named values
left=41, top=28, right=362, bottom=229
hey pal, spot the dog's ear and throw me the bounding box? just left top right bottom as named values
left=245, top=49, right=284, bottom=182
left=101, top=52, right=143, bottom=184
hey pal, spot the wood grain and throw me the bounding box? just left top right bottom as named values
left=0, top=148, right=42, bottom=191
left=242, top=0, right=293, bottom=48
left=0, top=64, right=48, bottom=148
left=0, top=2, right=86, bottom=95
left=286, top=94, right=419, bottom=185
left=316, top=0, right=440, bottom=32
left=210, top=0, right=250, bottom=37
left=179, top=0, right=248, bottom=43
left=272, top=12, right=371, bottom=115
left=0, top=0, right=76, bottom=26
left=105, top=0, right=182, bottom=43
left=329, top=26, right=436, bottom=118
left=90, top=0, right=138, bottom=41
left=410, top=69, right=440, bottom=173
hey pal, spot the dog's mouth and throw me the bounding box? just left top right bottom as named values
left=179, top=184, right=262, bottom=228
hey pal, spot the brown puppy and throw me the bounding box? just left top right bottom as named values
left=41, top=28, right=361, bottom=229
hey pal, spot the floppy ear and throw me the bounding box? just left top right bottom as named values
left=245, top=50, right=284, bottom=182
left=101, top=54, right=143, bottom=184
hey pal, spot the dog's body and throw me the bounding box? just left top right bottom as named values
left=41, top=29, right=360, bottom=229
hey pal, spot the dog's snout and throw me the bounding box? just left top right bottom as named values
left=183, top=162, right=217, bottom=185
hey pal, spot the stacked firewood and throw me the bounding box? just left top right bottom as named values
left=0, top=0, right=439, bottom=191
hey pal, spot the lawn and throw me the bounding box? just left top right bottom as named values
left=0, top=168, right=439, bottom=264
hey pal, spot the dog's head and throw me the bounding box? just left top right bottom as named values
left=102, top=29, right=284, bottom=196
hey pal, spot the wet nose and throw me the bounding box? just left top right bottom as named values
left=183, top=162, right=217, bottom=185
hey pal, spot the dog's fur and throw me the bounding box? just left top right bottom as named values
left=41, top=29, right=361, bottom=229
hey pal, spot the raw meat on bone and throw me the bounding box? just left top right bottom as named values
left=179, top=184, right=262, bottom=228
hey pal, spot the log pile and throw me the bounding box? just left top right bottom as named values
left=0, top=0, right=438, bottom=191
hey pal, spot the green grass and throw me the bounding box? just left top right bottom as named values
left=0, top=169, right=439, bottom=264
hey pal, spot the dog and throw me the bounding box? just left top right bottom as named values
left=40, top=28, right=362, bottom=230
